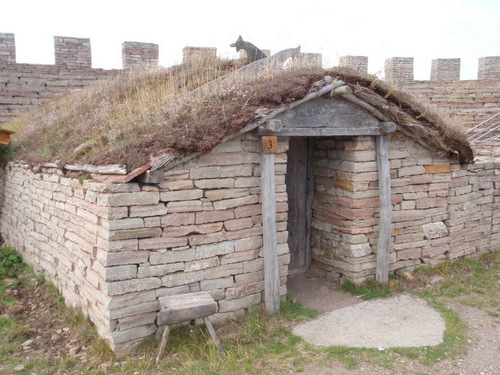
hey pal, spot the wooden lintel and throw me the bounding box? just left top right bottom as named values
left=257, top=126, right=383, bottom=137
left=375, top=135, right=392, bottom=284
left=260, top=149, right=280, bottom=315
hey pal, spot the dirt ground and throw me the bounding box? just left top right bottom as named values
left=2, top=278, right=92, bottom=365
left=2, top=270, right=499, bottom=374
left=287, top=272, right=500, bottom=375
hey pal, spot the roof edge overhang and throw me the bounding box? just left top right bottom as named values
left=22, top=73, right=474, bottom=182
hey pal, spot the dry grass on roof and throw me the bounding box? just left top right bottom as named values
left=333, top=68, right=473, bottom=162
left=4, top=61, right=473, bottom=170
left=6, top=59, right=326, bottom=169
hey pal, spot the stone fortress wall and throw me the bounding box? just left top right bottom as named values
left=0, top=33, right=158, bottom=125
left=339, top=55, right=500, bottom=129
left=1, top=32, right=499, bottom=129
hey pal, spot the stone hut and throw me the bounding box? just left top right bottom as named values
left=1, top=51, right=497, bottom=354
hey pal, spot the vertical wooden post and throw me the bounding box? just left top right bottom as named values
left=375, top=135, right=392, bottom=284
left=260, top=146, right=280, bottom=315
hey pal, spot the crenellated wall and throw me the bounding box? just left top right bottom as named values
left=340, top=56, right=500, bottom=129
left=1, top=31, right=499, bottom=130
left=0, top=33, right=158, bottom=125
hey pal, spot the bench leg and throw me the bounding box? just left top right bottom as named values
left=203, top=317, right=225, bottom=356
left=155, top=325, right=171, bottom=364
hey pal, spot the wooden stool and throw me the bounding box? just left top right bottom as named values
left=155, top=291, right=225, bottom=363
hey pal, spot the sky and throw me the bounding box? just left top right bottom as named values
left=2, top=0, right=499, bottom=80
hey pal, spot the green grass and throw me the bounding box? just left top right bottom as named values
left=414, top=252, right=500, bottom=308
left=341, top=277, right=401, bottom=300
left=0, top=246, right=25, bottom=279
left=0, top=248, right=498, bottom=374
left=279, top=299, right=318, bottom=321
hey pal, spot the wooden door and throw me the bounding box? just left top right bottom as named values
left=286, top=138, right=313, bottom=273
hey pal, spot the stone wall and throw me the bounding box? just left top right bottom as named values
left=311, top=137, right=382, bottom=281
left=0, top=162, right=110, bottom=336
left=401, top=80, right=500, bottom=129
left=1, top=129, right=500, bottom=350
left=310, top=135, right=500, bottom=282
left=2, top=30, right=499, bottom=130
left=342, top=56, right=500, bottom=129
left=0, top=32, right=158, bottom=125
left=0, top=133, right=290, bottom=353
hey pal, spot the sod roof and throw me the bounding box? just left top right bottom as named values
left=3, top=56, right=473, bottom=175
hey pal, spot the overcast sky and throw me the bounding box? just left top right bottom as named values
left=2, top=0, right=499, bottom=80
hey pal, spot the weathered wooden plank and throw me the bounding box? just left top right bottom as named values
left=375, top=135, right=392, bottom=284
left=260, top=148, right=280, bottom=315
left=274, top=97, right=379, bottom=129
left=155, top=325, right=170, bottom=363
left=157, top=292, right=217, bottom=325
left=380, top=122, right=397, bottom=134
left=92, top=162, right=151, bottom=183
left=286, top=138, right=310, bottom=271
left=63, top=164, right=128, bottom=175
left=305, top=138, right=314, bottom=269
left=258, top=127, right=382, bottom=137
left=341, top=93, right=391, bottom=122
left=203, top=317, right=225, bottom=355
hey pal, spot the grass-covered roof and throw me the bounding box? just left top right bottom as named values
left=3, top=58, right=473, bottom=173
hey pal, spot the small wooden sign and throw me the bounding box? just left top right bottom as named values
left=261, top=136, right=278, bottom=154
left=0, top=129, right=15, bottom=146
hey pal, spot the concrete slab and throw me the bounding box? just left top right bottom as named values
left=292, top=294, right=445, bottom=348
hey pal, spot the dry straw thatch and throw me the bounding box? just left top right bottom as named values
left=3, top=59, right=473, bottom=172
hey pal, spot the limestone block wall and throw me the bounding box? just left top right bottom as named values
left=402, top=80, right=500, bottom=129
left=122, top=41, right=159, bottom=69
left=478, top=57, right=500, bottom=81
left=382, top=56, right=500, bottom=129
left=0, top=163, right=111, bottom=337
left=311, top=137, right=388, bottom=281
left=0, top=133, right=290, bottom=354
left=0, top=32, right=158, bottom=125
left=310, top=134, right=500, bottom=282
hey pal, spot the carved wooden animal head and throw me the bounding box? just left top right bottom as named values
left=230, top=35, right=244, bottom=52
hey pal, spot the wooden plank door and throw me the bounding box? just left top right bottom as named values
left=286, top=138, right=313, bottom=273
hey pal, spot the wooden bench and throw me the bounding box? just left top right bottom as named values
left=155, top=291, right=224, bottom=363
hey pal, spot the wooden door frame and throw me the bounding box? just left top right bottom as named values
left=259, top=124, right=395, bottom=315
left=286, top=138, right=314, bottom=274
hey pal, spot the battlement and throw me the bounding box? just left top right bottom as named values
left=0, top=32, right=15, bottom=64
left=54, top=36, right=92, bottom=68
left=339, top=55, right=500, bottom=82
left=431, top=58, right=460, bottom=82
left=0, top=32, right=158, bottom=69
left=122, top=41, right=159, bottom=69
left=3, top=32, right=500, bottom=81
left=339, top=56, right=368, bottom=75
left=478, top=56, right=500, bottom=81
left=1, top=32, right=499, bottom=130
